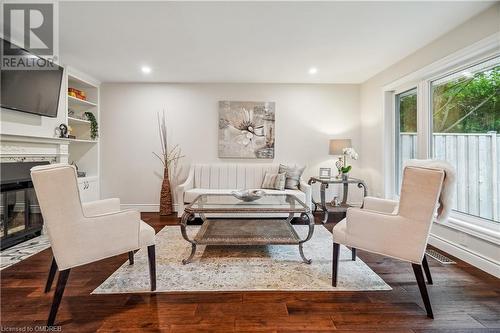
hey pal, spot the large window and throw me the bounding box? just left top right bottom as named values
left=390, top=44, right=500, bottom=231
left=395, top=88, right=417, bottom=190
left=431, top=58, right=499, bottom=223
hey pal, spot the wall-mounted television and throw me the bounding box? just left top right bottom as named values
left=1, top=38, right=64, bottom=118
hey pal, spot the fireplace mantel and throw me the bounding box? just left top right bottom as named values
left=0, top=134, right=69, bottom=164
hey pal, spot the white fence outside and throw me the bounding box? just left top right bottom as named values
left=400, top=132, right=499, bottom=223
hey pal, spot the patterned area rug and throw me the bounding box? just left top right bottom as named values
left=1, top=235, right=50, bottom=270
left=93, top=225, right=391, bottom=293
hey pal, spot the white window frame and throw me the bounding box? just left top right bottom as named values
left=394, top=87, right=418, bottom=191
left=383, top=33, right=500, bottom=242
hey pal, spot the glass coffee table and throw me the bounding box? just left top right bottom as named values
left=179, top=194, right=315, bottom=264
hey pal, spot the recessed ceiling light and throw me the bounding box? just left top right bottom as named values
left=308, top=67, right=318, bottom=75
left=141, top=66, right=152, bottom=74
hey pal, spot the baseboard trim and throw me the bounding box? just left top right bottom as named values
left=428, top=233, right=500, bottom=278
left=121, top=204, right=179, bottom=212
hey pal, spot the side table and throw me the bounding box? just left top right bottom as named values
left=308, top=177, right=367, bottom=261
left=308, top=176, right=367, bottom=224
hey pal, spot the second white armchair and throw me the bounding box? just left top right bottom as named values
left=332, top=164, right=454, bottom=319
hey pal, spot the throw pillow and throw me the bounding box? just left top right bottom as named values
left=279, top=164, right=305, bottom=190
left=261, top=172, right=286, bottom=191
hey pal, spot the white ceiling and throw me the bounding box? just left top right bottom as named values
left=59, top=1, right=495, bottom=84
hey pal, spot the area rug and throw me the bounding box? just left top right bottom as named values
left=1, top=235, right=50, bottom=270
left=93, top=225, right=391, bottom=293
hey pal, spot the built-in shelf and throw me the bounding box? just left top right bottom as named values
left=68, top=74, right=99, bottom=90
left=68, top=95, right=97, bottom=109
left=66, top=68, right=100, bottom=203
left=68, top=116, right=91, bottom=124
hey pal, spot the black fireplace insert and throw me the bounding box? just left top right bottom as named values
left=1, top=161, right=49, bottom=250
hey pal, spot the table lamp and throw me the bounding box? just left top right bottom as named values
left=329, top=139, right=351, bottom=178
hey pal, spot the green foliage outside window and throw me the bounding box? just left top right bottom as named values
left=399, top=92, right=417, bottom=133
left=432, top=65, right=499, bottom=133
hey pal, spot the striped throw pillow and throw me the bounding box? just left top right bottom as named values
left=261, top=172, right=286, bottom=191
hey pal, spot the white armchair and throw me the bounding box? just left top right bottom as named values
left=30, top=164, right=156, bottom=326
left=332, top=165, right=452, bottom=319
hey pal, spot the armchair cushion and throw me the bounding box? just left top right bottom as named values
left=333, top=208, right=426, bottom=264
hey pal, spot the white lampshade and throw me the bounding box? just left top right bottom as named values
left=329, top=139, right=351, bottom=155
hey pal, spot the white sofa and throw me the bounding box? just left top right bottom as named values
left=177, top=163, right=312, bottom=217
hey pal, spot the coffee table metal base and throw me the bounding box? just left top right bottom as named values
left=180, top=212, right=314, bottom=264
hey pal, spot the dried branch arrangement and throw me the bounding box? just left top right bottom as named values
left=153, top=110, right=184, bottom=215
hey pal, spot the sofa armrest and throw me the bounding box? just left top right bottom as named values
left=299, top=178, right=312, bottom=209
left=176, top=167, right=195, bottom=216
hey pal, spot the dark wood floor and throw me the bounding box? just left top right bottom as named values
left=1, top=212, right=499, bottom=332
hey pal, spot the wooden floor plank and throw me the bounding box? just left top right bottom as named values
left=1, top=212, right=498, bottom=332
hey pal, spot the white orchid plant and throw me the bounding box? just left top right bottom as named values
left=340, top=147, right=359, bottom=174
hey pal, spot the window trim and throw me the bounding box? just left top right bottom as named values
left=383, top=32, right=500, bottom=238
left=394, top=88, right=418, bottom=190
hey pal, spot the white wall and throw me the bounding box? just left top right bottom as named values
left=100, top=83, right=362, bottom=209
left=359, top=4, right=500, bottom=277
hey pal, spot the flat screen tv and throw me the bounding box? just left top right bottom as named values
left=1, top=38, right=64, bottom=117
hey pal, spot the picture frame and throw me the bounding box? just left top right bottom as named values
left=218, top=101, right=275, bottom=159
left=319, top=167, right=331, bottom=179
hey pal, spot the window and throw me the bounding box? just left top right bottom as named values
left=431, top=58, right=499, bottom=223
left=395, top=88, right=417, bottom=190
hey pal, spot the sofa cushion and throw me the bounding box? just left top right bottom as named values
left=279, top=164, right=305, bottom=190
left=184, top=188, right=306, bottom=204
left=192, top=164, right=280, bottom=189
left=261, top=172, right=286, bottom=190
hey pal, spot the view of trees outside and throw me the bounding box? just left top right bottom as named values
left=396, top=89, right=417, bottom=189
left=432, top=64, right=499, bottom=133
left=398, top=90, right=417, bottom=133
left=431, top=61, right=499, bottom=223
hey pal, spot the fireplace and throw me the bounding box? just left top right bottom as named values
left=1, top=161, right=50, bottom=249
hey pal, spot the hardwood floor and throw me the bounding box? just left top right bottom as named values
left=1, top=212, right=499, bottom=332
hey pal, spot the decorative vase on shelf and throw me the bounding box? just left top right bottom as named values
left=342, top=173, right=349, bottom=181
left=160, top=167, right=173, bottom=216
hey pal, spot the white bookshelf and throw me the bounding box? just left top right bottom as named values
left=64, top=67, right=100, bottom=202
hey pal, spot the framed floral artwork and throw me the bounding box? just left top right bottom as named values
left=218, top=101, right=275, bottom=159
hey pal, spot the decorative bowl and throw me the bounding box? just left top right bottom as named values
left=231, top=189, right=266, bottom=202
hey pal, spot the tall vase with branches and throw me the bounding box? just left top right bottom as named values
left=154, top=111, right=184, bottom=216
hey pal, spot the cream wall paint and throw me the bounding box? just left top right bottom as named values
left=100, top=83, right=362, bottom=208
left=359, top=4, right=500, bottom=197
